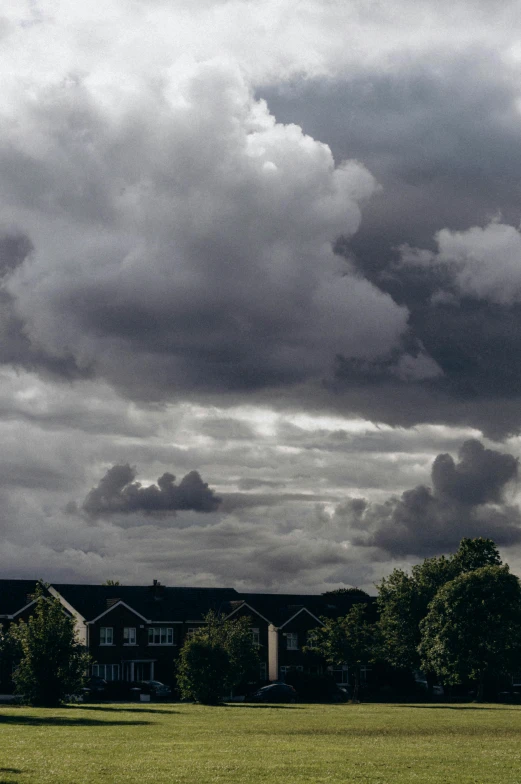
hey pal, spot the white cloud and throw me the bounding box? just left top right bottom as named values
left=401, top=221, right=521, bottom=305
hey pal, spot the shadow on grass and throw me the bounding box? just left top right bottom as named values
left=70, top=705, right=179, bottom=715
left=225, top=704, right=303, bottom=709
left=0, top=770, right=21, bottom=775
left=392, top=705, right=516, bottom=711
left=0, top=714, right=151, bottom=727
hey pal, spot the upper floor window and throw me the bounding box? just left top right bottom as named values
left=186, top=627, right=199, bottom=639
left=100, top=627, right=113, bottom=645
left=306, top=630, right=318, bottom=648
left=251, top=628, right=260, bottom=647
left=285, top=632, right=298, bottom=650
left=148, top=627, right=174, bottom=645
left=124, top=627, right=136, bottom=645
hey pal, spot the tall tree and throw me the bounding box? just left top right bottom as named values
left=309, top=602, right=375, bottom=701
left=377, top=538, right=503, bottom=686
left=419, top=565, right=521, bottom=701
left=8, top=584, right=90, bottom=707
left=177, top=611, right=259, bottom=704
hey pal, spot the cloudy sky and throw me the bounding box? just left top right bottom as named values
left=2, top=0, right=521, bottom=593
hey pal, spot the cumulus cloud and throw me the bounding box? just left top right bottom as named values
left=401, top=222, right=521, bottom=306
left=0, top=59, right=414, bottom=404
left=334, top=440, right=521, bottom=557
left=83, top=464, right=221, bottom=517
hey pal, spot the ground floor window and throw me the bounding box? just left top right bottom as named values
left=279, top=665, right=303, bottom=680
left=360, top=665, right=372, bottom=683
left=328, top=665, right=349, bottom=684
left=259, top=661, right=267, bottom=681
left=92, top=663, right=120, bottom=681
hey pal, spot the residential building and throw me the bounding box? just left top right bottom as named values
left=0, top=579, right=372, bottom=692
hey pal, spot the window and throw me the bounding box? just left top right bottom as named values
left=100, top=627, right=113, bottom=645
left=259, top=661, right=267, bottom=681
left=123, top=627, right=136, bottom=645
left=92, top=663, right=120, bottom=681
left=306, top=630, right=318, bottom=648
left=328, top=665, right=349, bottom=684
left=360, top=665, right=372, bottom=684
left=251, top=628, right=260, bottom=647
left=285, top=632, right=298, bottom=650
left=148, top=627, right=174, bottom=645
left=186, top=627, right=199, bottom=639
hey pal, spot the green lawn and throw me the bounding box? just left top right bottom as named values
left=1, top=702, right=521, bottom=784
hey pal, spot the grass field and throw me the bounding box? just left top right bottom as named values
left=1, top=702, right=521, bottom=784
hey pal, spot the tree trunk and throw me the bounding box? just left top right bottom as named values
left=476, top=672, right=484, bottom=703
left=425, top=671, right=436, bottom=700
left=352, top=667, right=360, bottom=703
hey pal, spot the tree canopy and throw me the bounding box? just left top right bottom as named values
left=377, top=538, right=503, bottom=675
left=308, top=602, right=375, bottom=701
left=177, top=611, right=259, bottom=704
left=419, top=565, right=521, bottom=701
left=8, top=584, right=90, bottom=707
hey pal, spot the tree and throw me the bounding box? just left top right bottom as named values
left=8, top=584, right=90, bottom=707
left=102, top=579, right=121, bottom=586
left=419, top=565, right=521, bottom=701
left=322, top=588, right=371, bottom=599
left=377, top=538, right=503, bottom=687
left=308, top=602, right=375, bottom=701
left=177, top=611, right=259, bottom=704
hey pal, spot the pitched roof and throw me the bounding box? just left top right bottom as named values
left=52, top=583, right=240, bottom=622
left=0, top=579, right=42, bottom=616
left=225, top=592, right=375, bottom=626
left=0, top=579, right=374, bottom=625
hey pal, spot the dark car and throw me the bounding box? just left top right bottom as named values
left=136, top=680, right=172, bottom=698
left=249, top=683, right=298, bottom=703
left=82, top=675, right=107, bottom=700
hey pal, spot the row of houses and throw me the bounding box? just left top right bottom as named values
left=0, top=579, right=372, bottom=691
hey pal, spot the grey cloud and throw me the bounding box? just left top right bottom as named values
left=219, top=491, right=326, bottom=513
left=237, top=478, right=287, bottom=490
left=0, top=63, right=410, bottom=412
left=260, top=50, right=521, bottom=436
left=431, top=439, right=518, bottom=505
left=335, top=440, right=521, bottom=557
left=82, top=464, right=221, bottom=517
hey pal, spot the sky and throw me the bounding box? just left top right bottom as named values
left=2, top=0, right=521, bottom=593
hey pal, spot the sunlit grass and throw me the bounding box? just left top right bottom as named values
left=1, top=702, right=521, bottom=783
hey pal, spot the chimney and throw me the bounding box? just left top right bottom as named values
left=150, top=579, right=165, bottom=600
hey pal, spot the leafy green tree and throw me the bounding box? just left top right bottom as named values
left=419, top=565, right=521, bottom=701
left=308, top=602, right=375, bottom=701
left=377, top=538, right=502, bottom=689
left=322, top=588, right=370, bottom=599
left=177, top=611, right=259, bottom=704
left=177, top=638, right=230, bottom=705
left=8, top=584, right=90, bottom=707
left=102, top=579, right=121, bottom=586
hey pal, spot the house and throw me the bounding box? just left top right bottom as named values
left=0, top=579, right=373, bottom=692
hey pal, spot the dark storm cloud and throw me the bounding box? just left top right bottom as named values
left=0, top=61, right=417, bottom=411
left=82, top=464, right=221, bottom=517
left=336, top=440, right=521, bottom=557
left=260, top=50, right=521, bottom=437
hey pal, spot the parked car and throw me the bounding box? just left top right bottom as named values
left=82, top=675, right=107, bottom=699
left=497, top=690, right=521, bottom=704
left=136, top=680, right=172, bottom=698
left=249, top=683, right=298, bottom=703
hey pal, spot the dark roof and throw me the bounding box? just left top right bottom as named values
left=228, top=592, right=375, bottom=626
left=0, top=580, right=374, bottom=625
left=52, top=583, right=240, bottom=622
left=0, top=579, right=41, bottom=616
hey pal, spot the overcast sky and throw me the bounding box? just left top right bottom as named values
left=2, top=0, right=521, bottom=593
